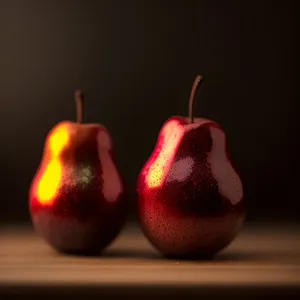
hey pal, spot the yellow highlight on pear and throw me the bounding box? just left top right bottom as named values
left=50, top=125, right=70, bottom=156
left=37, top=159, right=62, bottom=204
left=37, top=125, right=70, bottom=205
left=146, top=121, right=183, bottom=188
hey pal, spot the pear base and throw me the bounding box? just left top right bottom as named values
left=31, top=212, right=125, bottom=256
left=139, top=210, right=246, bottom=260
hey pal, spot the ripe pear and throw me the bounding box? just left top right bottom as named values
left=137, top=75, right=245, bottom=258
left=29, top=91, right=127, bottom=255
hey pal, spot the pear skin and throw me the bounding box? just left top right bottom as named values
left=137, top=76, right=245, bottom=258
left=29, top=91, right=127, bottom=255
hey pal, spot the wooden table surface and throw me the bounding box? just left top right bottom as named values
left=1, top=223, right=300, bottom=298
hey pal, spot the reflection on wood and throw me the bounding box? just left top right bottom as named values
left=0, top=224, right=300, bottom=287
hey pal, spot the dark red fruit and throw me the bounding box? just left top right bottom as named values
left=29, top=91, right=127, bottom=255
left=137, top=75, right=245, bottom=258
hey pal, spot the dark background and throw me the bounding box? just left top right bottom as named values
left=0, top=0, right=297, bottom=224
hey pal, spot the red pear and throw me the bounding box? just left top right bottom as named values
left=137, top=75, right=245, bottom=258
left=29, top=91, right=127, bottom=255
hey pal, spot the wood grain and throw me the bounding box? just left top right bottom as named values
left=1, top=224, right=300, bottom=290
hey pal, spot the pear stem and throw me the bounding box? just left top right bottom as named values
left=75, top=90, right=84, bottom=123
left=188, top=74, right=204, bottom=123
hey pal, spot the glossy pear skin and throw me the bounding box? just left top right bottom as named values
left=137, top=116, right=245, bottom=258
left=29, top=121, right=127, bottom=255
